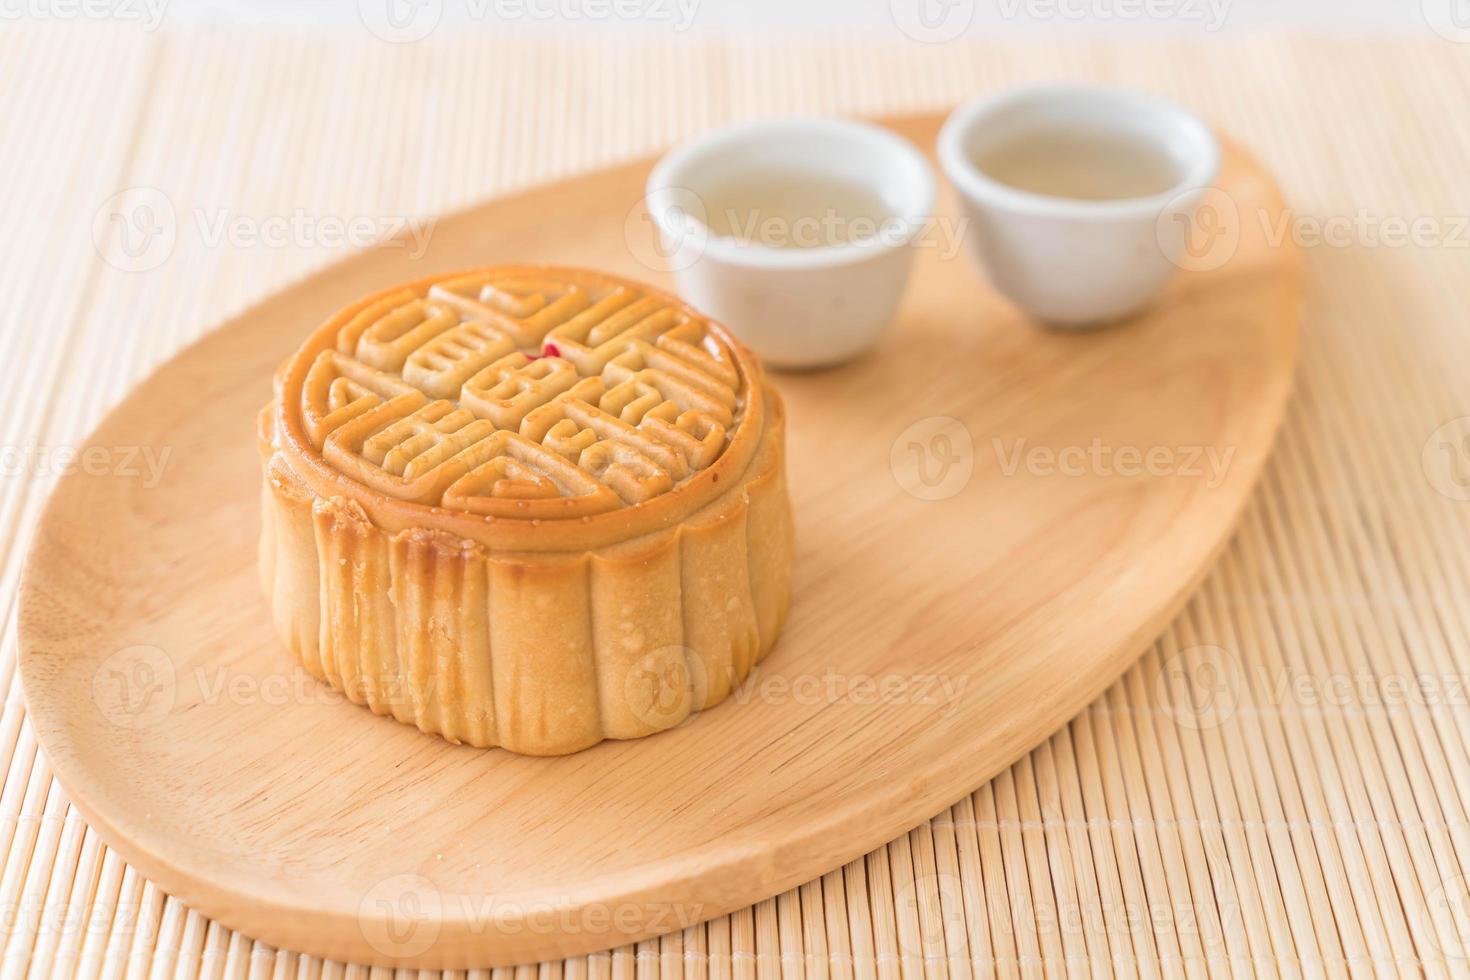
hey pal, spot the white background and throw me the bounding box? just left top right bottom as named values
left=77, top=0, right=1454, bottom=36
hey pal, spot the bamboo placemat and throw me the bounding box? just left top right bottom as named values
left=4, top=23, right=1470, bottom=978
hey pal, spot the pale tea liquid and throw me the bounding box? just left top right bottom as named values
left=974, top=129, right=1181, bottom=201
left=699, top=169, right=892, bottom=249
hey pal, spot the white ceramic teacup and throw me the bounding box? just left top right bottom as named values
left=644, top=118, right=936, bottom=369
left=937, top=86, right=1220, bottom=327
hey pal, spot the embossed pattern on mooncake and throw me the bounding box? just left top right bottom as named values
left=296, top=272, right=745, bottom=519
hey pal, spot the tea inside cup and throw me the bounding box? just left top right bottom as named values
left=645, top=117, right=936, bottom=369
left=938, top=86, right=1220, bottom=327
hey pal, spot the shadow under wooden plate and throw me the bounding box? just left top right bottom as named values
left=17, top=114, right=1299, bottom=968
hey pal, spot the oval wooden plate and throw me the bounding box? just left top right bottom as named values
left=18, top=114, right=1299, bottom=968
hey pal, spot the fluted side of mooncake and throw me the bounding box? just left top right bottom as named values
left=257, top=392, right=792, bottom=755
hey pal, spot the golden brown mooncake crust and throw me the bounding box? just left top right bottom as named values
left=257, top=266, right=793, bottom=755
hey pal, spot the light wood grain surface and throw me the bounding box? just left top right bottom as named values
left=3, top=24, right=1470, bottom=978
